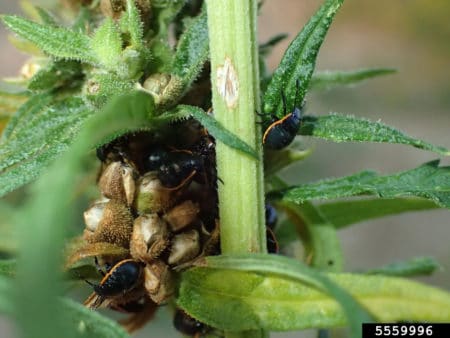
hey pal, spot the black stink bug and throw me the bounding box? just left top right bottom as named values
left=86, top=259, right=143, bottom=298
left=262, top=81, right=302, bottom=150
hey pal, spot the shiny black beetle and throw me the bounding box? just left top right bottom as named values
left=262, top=81, right=302, bottom=150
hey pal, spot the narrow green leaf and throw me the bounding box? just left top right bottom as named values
left=162, top=105, right=258, bottom=159
left=28, top=60, right=83, bottom=91
left=14, top=91, right=154, bottom=338
left=1, top=15, right=96, bottom=64
left=272, top=160, right=450, bottom=208
left=263, top=0, right=344, bottom=118
left=125, top=0, right=144, bottom=47
left=318, top=198, right=440, bottom=229
left=91, top=18, right=122, bottom=71
left=180, top=254, right=373, bottom=337
left=0, top=95, right=91, bottom=197
left=178, top=260, right=450, bottom=332
left=299, top=114, right=450, bottom=155
left=310, top=68, right=396, bottom=90
left=365, top=257, right=441, bottom=277
left=172, top=10, right=209, bottom=93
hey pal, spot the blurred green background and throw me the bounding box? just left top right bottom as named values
left=0, top=0, right=449, bottom=337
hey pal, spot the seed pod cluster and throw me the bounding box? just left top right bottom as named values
left=73, top=123, right=220, bottom=333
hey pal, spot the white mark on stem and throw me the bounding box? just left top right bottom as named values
left=216, top=57, right=239, bottom=108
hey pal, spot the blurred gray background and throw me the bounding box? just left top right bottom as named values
left=0, top=0, right=449, bottom=337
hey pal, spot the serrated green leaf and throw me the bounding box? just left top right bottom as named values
left=14, top=91, right=154, bottom=338
left=1, top=15, right=96, bottom=64
left=178, top=257, right=450, bottom=333
left=91, top=18, right=122, bottom=71
left=271, top=160, right=450, bottom=208
left=299, top=114, right=450, bottom=155
left=365, top=257, right=441, bottom=277
left=162, top=105, right=258, bottom=159
left=0, top=95, right=91, bottom=197
left=179, top=254, right=373, bottom=337
left=28, top=60, right=83, bottom=91
left=310, top=68, right=396, bottom=90
left=172, top=10, right=209, bottom=93
left=125, top=0, right=144, bottom=47
left=318, top=198, right=440, bottom=229
left=263, top=0, right=344, bottom=118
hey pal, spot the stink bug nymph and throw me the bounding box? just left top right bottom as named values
left=262, top=81, right=302, bottom=150
left=86, top=259, right=143, bottom=298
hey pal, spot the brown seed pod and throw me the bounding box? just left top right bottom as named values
left=168, top=229, right=200, bottom=266
left=143, top=261, right=174, bottom=304
left=98, top=162, right=136, bottom=206
left=83, top=198, right=109, bottom=232
left=142, top=74, right=184, bottom=108
left=163, top=200, right=200, bottom=232
left=134, top=172, right=177, bottom=214
left=130, top=214, right=170, bottom=263
left=85, top=200, right=134, bottom=248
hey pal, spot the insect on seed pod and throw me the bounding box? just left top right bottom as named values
left=134, top=172, right=178, bottom=214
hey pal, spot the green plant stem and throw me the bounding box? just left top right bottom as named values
left=205, top=1, right=266, bottom=337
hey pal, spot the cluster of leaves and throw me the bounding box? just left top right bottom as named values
left=0, top=1, right=449, bottom=338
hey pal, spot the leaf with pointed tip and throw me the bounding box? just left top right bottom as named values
left=1, top=15, right=96, bottom=64
left=271, top=160, right=450, bottom=208
left=318, top=198, right=440, bottom=229
left=365, top=257, right=441, bottom=277
left=0, top=95, right=91, bottom=197
left=310, top=68, right=396, bottom=90
left=263, top=0, right=344, bottom=118
left=161, top=105, right=258, bottom=159
left=178, top=255, right=450, bottom=334
left=299, top=114, right=450, bottom=156
left=172, top=10, right=209, bottom=94
left=91, top=18, right=122, bottom=71
left=125, top=0, right=144, bottom=47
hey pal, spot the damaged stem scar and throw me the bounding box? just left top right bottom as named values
left=216, top=57, right=239, bottom=108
